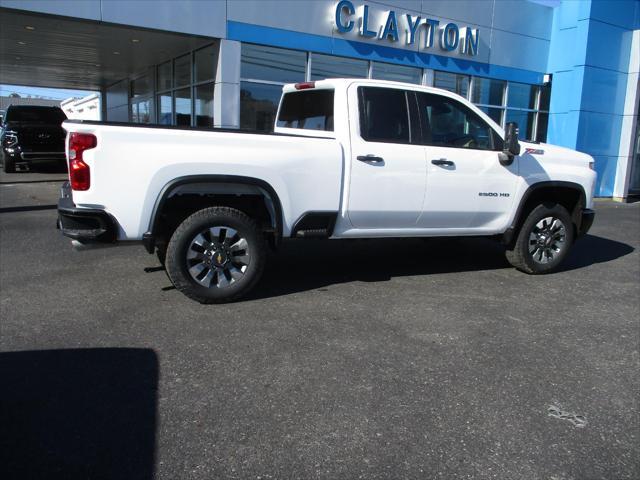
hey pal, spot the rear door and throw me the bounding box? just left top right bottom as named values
left=415, top=92, right=519, bottom=230
left=346, top=86, right=426, bottom=229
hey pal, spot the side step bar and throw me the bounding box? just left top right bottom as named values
left=295, top=228, right=329, bottom=238
left=291, top=212, right=337, bottom=239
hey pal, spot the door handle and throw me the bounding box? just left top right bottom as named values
left=357, top=154, right=384, bottom=163
left=431, top=158, right=454, bottom=166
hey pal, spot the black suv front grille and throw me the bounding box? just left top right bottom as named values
left=20, top=131, right=65, bottom=147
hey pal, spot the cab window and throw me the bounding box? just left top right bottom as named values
left=358, top=87, right=412, bottom=144
left=416, top=92, right=502, bottom=151
left=277, top=89, right=334, bottom=131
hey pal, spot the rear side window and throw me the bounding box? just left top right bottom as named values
left=358, top=87, right=410, bottom=144
left=276, top=89, right=334, bottom=131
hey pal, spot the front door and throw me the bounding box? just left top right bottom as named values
left=415, top=92, right=518, bottom=230
left=347, top=86, right=426, bottom=229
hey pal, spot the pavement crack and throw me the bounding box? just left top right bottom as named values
left=548, top=404, right=587, bottom=428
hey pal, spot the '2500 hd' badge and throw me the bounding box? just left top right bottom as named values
left=479, top=192, right=510, bottom=197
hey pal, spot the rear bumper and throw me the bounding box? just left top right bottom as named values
left=21, top=152, right=66, bottom=163
left=57, top=182, right=116, bottom=244
left=3, top=147, right=65, bottom=162
left=578, top=208, right=595, bottom=237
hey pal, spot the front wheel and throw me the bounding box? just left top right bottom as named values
left=165, top=207, right=266, bottom=303
left=506, top=202, right=575, bottom=274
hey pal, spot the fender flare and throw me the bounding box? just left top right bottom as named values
left=503, top=181, right=587, bottom=244
left=143, top=175, right=284, bottom=252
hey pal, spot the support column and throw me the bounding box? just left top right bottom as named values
left=99, top=86, right=107, bottom=121
left=613, top=30, right=639, bottom=201
left=546, top=0, right=639, bottom=197
left=214, top=39, right=241, bottom=128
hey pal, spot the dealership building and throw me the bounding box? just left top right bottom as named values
left=0, top=0, right=638, bottom=199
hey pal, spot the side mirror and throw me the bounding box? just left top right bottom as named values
left=499, top=122, right=521, bottom=166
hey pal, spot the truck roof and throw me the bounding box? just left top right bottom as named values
left=281, top=78, right=504, bottom=135
left=282, top=78, right=462, bottom=96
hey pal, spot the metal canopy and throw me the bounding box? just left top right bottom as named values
left=0, top=7, right=214, bottom=90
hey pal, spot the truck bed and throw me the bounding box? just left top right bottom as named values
left=62, top=120, right=343, bottom=240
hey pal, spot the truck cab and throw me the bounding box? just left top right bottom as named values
left=275, top=79, right=594, bottom=238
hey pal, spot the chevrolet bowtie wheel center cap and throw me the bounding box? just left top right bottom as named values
left=528, top=216, right=567, bottom=265
left=186, top=226, right=250, bottom=289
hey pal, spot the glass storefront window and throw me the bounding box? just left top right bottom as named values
left=195, top=83, right=214, bottom=127
left=240, top=81, right=282, bottom=131
left=174, top=54, right=191, bottom=88
left=508, top=82, right=536, bottom=110
left=536, top=112, right=548, bottom=143
left=129, top=42, right=555, bottom=139
left=372, top=62, right=421, bottom=84
left=130, top=72, right=152, bottom=124
left=505, top=110, right=535, bottom=140
left=131, top=99, right=151, bottom=124
left=174, top=87, right=191, bottom=126
left=539, top=84, right=551, bottom=112
left=310, top=53, right=368, bottom=81
left=106, top=104, right=128, bottom=122
left=241, top=44, right=306, bottom=83
left=471, top=77, right=505, bottom=106
left=131, top=75, right=151, bottom=98
left=157, top=93, right=172, bottom=125
left=194, top=45, right=216, bottom=84
left=106, top=79, right=128, bottom=109
left=434, top=71, right=470, bottom=98
left=478, top=106, right=504, bottom=126
left=158, top=62, right=172, bottom=92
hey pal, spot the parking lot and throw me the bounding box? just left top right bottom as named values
left=1, top=172, right=638, bottom=479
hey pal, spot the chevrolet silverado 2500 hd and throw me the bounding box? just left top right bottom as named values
left=57, top=79, right=596, bottom=303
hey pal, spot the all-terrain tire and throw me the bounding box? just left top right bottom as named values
left=165, top=207, right=266, bottom=303
left=506, top=202, right=574, bottom=274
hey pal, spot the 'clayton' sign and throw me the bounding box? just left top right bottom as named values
left=334, top=0, right=480, bottom=56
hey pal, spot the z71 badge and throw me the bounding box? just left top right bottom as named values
left=525, top=148, right=545, bottom=155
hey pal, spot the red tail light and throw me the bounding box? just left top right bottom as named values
left=68, top=132, right=97, bottom=191
left=294, top=82, right=316, bottom=90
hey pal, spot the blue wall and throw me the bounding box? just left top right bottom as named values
left=547, top=0, right=640, bottom=196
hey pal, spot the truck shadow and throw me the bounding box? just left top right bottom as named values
left=0, top=348, right=158, bottom=480
left=249, top=234, right=634, bottom=300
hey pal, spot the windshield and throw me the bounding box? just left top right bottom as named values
left=5, top=106, right=67, bottom=124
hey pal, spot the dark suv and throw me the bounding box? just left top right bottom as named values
left=0, top=105, right=67, bottom=173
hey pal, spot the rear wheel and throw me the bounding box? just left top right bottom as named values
left=506, top=202, right=574, bottom=274
left=165, top=206, right=266, bottom=303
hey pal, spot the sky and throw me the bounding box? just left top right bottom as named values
left=0, top=85, right=96, bottom=100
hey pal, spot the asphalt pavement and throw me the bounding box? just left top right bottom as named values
left=0, top=173, right=638, bottom=479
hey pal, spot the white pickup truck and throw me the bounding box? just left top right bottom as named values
left=58, top=79, right=596, bottom=303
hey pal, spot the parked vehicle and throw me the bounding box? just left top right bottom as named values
left=1, top=105, right=67, bottom=173
left=57, top=79, right=596, bottom=303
